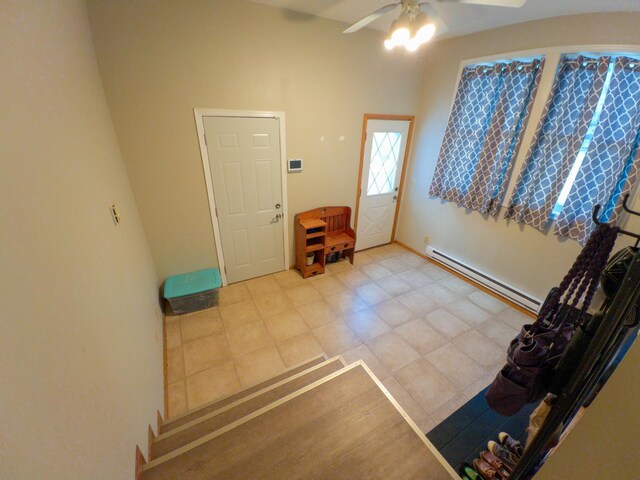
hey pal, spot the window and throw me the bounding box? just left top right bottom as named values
left=550, top=60, right=616, bottom=219
left=506, top=54, right=640, bottom=243
left=367, top=131, right=402, bottom=196
left=429, top=58, right=544, bottom=215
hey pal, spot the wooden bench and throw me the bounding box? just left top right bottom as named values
left=295, top=206, right=357, bottom=278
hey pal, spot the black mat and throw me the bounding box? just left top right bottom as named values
left=426, top=386, right=536, bottom=474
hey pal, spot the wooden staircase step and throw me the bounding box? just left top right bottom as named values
left=143, top=362, right=458, bottom=480
left=150, top=356, right=347, bottom=459
left=159, top=354, right=327, bottom=434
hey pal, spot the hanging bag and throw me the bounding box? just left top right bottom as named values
left=485, top=223, right=619, bottom=416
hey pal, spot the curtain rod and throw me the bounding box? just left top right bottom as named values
left=466, top=60, right=540, bottom=68
left=463, top=61, right=540, bottom=74
left=564, top=54, right=640, bottom=63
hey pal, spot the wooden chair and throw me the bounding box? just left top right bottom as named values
left=295, top=206, right=357, bottom=278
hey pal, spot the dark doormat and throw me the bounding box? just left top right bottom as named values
left=426, top=386, right=537, bottom=473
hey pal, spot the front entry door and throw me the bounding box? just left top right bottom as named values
left=204, top=116, right=284, bottom=283
left=356, top=119, right=410, bottom=251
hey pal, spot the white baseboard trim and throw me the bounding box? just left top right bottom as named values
left=425, top=246, right=541, bottom=313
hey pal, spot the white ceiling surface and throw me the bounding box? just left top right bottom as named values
left=248, top=0, right=640, bottom=38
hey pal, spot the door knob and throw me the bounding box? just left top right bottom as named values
left=393, top=195, right=398, bottom=201
left=275, top=203, right=281, bottom=209
left=271, top=213, right=282, bottom=223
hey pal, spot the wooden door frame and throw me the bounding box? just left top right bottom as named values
left=194, top=108, right=289, bottom=286
left=354, top=113, right=415, bottom=245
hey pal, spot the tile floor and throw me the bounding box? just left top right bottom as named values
left=165, top=243, right=531, bottom=432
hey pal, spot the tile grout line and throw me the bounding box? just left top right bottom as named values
left=165, top=245, right=526, bottom=431
left=255, top=301, right=287, bottom=375
left=219, top=308, right=242, bottom=406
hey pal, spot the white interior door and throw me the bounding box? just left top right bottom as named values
left=204, top=116, right=285, bottom=283
left=356, top=119, right=410, bottom=251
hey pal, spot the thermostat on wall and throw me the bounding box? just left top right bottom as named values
left=288, top=158, right=303, bottom=173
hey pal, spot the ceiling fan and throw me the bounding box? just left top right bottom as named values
left=343, top=0, right=527, bottom=52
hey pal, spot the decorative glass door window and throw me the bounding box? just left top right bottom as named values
left=366, top=131, right=402, bottom=196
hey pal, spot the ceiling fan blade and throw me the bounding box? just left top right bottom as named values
left=437, top=0, right=526, bottom=7
left=342, top=3, right=400, bottom=34
left=419, top=3, right=450, bottom=36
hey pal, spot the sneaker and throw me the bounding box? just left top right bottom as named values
left=488, top=440, right=518, bottom=467
left=499, top=432, right=524, bottom=457
left=473, top=458, right=509, bottom=480
left=461, top=463, right=481, bottom=480
left=480, top=450, right=512, bottom=477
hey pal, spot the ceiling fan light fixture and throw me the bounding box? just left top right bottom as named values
left=391, top=28, right=410, bottom=46
left=390, top=12, right=411, bottom=46
left=415, top=22, right=436, bottom=44
left=414, top=12, right=436, bottom=44
left=384, top=20, right=398, bottom=49
left=405, top=36, right=421, bottom=52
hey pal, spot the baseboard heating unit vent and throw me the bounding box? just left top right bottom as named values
left=425, top=246, right=541, bottom=313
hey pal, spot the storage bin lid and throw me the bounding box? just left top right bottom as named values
left=164, top=268, right=222, bottom=299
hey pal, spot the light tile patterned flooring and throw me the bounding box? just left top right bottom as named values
left=165, top=243, right=531, bottom=432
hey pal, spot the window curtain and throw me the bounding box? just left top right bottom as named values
left=429, top=59, right=543, bottom=214
left=555, top=57, right=640, bottom=243
left=504, top=56, right=611, bottom=229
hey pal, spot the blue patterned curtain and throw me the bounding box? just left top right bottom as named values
left=505, top=56, right=610, bottom=229
left=555, top=57, right=640, bottom=243
left=429, top=59, right=543, bottom=214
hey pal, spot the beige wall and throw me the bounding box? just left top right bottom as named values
left=0, top=1, right=163, bottom=479
left=535, top=333, right=640, bottom=479
left=397, top=13, right=640, bottom=300
left=87, top=0, right=423, bottom=281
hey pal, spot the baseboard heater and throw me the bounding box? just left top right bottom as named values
left=425, top=246, right=541, bottom=314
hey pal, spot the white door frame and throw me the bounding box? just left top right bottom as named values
left=194, top=108, right=289, bottom=286
left=354, top=113, right=415, bottom=247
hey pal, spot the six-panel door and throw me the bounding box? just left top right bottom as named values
left=204, top=116, right=285, bottom=283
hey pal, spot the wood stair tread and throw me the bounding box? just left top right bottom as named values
left=143, top=362, right=457, bottom=480
left=159, top=354, right=327, bottom=434
left=151, top=357, right=346, bottom=459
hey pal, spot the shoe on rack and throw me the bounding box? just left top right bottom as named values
left=460, top=463, right=482, bottom=480
left=473, top=458, right=505, bottom=480
left=488, top=440, right=518, bottom=468
left=480, top=450, right=512, bottom=477
left=499, top=432, right=524, bottom=457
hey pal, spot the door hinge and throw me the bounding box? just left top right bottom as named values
left=214, top=207, right=218, bottom=217
left=224, top=266, right=227, bottom=275
left=204, top=133, right=208, bottom=147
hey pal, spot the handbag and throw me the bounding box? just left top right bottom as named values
left=485, top=223, right=619, bottom=416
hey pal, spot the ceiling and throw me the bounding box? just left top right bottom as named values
left=248, top=0, right=640, bottom=39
